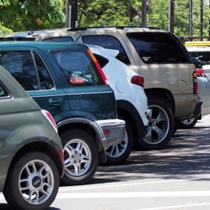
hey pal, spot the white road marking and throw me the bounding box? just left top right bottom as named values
left=55, top=191, right=210, bottom=199
left=59, top=176, right=210, bottom=191
left=136, top=202, right=210, bottom=210
left=1, top=190, right=210, bottom=201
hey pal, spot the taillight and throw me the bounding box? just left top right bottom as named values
left=193, top=71, right=198, bottom=94
left=196, top=68, right=204, bottom=77
left=131, top=75, right=144, bottom=87
left=41, top=110, right=58, bottom=132
left=87, top=49, right=108, bottom=85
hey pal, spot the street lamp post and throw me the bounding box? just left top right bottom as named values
left=66, top=0, right=78, bottom=28
left=200, top=0, right=203, bottom=38
left=142, top=0, right=147, bottom=27
left=189, top=0, right=193, bottom=36
left=168, top=0, right=175, bottom=33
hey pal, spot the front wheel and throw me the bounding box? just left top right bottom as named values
left=140, top=99, right=174, bottom=150
left=106, top=115, right=133, bottom=165
left=60, top=129, right=99, bottom=185
left=3, top=151, right=60, bottom=210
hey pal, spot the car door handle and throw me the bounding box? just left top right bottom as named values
left=49, top=98, right=62, bottom=106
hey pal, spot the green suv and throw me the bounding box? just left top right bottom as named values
left=0, top=66, right=64, bottom=210
left=0, top=41, right=125, bottom=185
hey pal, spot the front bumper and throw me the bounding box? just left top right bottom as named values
left=96, top=119, right=125, bottom=149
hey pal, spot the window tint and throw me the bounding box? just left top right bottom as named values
left=189, top=51, right=210, bottom=63
left=82, top=35, right=130, bottom=65
left=127, top=32, right=188, bottom=64
left=0, top=83, right=9, bottom=97
left=33, top=52, right=54, bottom=89
left=0, top=51, right=53, bottom=91
left=43, top=36, right=74, bottom=42
left=53, top=49, right=104, bottom=86
left=93, top=54, right=109, bottom=68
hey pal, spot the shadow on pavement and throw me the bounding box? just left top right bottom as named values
left=0, top=203, right=61, bottom=210
left=90, top=125, right=210, bottom=184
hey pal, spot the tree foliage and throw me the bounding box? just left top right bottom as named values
left=0, top=0, right=66, bottom=32
left=0, top=0, right=210, bottom=37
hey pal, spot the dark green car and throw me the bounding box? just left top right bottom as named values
left=0, top=41, right=125, bottom=185
left=0, top=66, right=64, bottom=210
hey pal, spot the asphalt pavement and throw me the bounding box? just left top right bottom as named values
left=1, top=114, right=210, bottom=210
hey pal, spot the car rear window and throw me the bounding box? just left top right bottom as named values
left=82, top=35, right=131, bottom=65
left=127, top=32, right=189, bottom=64
left=93, top=54, right=109, bottom=68
left=188, top=51, right=210, bottom=63
left=52, top=49, right=105, bottom=86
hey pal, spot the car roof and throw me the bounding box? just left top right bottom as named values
left=0, top=26, right=168, bottom=41
left=186, top=46, right=210, bottom=52
left=0, top=41, right=88, bottom=50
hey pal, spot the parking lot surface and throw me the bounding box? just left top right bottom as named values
left=1, top=114, right=210, bottom=210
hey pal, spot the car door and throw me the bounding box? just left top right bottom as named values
left=0, top=49, right=69, bottom=123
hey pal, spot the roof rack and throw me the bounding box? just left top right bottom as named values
left=67, top=26, right=161, bottom=31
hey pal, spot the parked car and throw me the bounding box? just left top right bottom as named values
left=88, top=44, right=148, bottom=164
left=1, top=27, right=202, bottom=150
left=177, top=45, right=210, bottom=128
left=186, top=46, right=210, bottom=79
left=0, top=41, right=125, bottom=185
left=0, top=65, right=64, bottom=210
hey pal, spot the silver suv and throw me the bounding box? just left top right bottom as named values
left=1, top=27, right=202, bottom=150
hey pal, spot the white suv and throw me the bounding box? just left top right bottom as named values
left=88, top=45, right=148, bottom=164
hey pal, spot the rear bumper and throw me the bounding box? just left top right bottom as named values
left=192, top=97, right=203, bottom=119
left=96, top=119, right=125, bottom=149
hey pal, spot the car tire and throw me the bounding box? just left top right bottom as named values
left=105, top=115, right=134, bottom=165
left=60, top=129, right=98, bottom=185
left=140, top=99, right=174, bottom=149
left=3, top=151, right=59, bottom=210
left=176, top=117, right=198, bottom=129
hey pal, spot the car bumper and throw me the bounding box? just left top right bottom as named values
left=174, top=94, right=202, bottom=118
left=191, top=97, right=203, bottom=119
left=96, top=119, right=125, bottom=149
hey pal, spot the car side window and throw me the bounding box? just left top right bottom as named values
left=0, top=83, right=9, bottom=97
left=82, top=35, right=131, bottom=65
left=0, top=51, right=54, bottom=91
left=33, top=52, right=54, bottom=89
left=127, top=32, right=189, bottom=64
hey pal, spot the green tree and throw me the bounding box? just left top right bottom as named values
left=78, top=0, right=143, bottom=26
left=0, top=0, right=66, bottom=32
left=1, top=0, right=210, bottom=37
left=148, top=0, right=210, bottom=37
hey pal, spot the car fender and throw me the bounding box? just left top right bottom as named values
left=57, top=117, right=106, bottom=151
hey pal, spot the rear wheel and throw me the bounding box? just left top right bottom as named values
left=140, top=99, right=174, bottom=149
left=60, top=129, right=98, bottom=185
left=177, top=117, right=198, bottom=129
left=106, top=115, right=133, bottom=165
left=3, top=151, right=59, bottom=210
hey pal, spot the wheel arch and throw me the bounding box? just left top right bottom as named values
left=145, top=88, right=175, bottom=115
left=116, top=100, right=145, bottom=141
left=4, top=141, right=64, bottom=190
left=57, top=118, right=106, bottom=163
